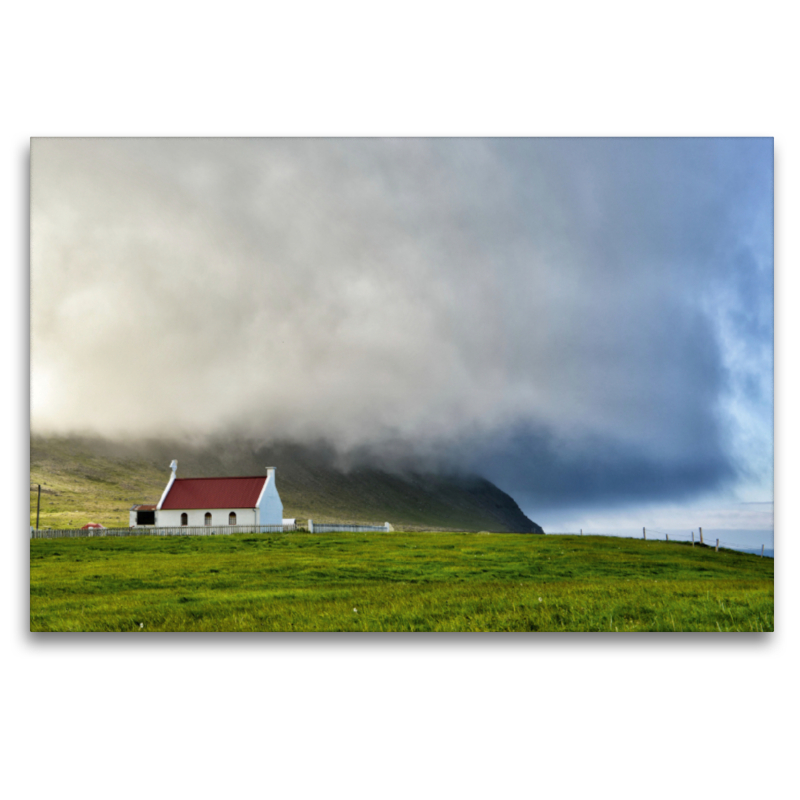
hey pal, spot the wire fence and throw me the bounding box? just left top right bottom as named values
left=30, top=523, right=295, bottom=539
left=28, top=524, right=772, bottom=556
left=546, top=529, right=773, bottom=557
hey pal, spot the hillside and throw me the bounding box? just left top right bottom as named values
left=30, top=532, right=773, bottom=631
left=29, top=434, right=543, bottom=533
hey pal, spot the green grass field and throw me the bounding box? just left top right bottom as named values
left=30, top=532, right=774, bottom=632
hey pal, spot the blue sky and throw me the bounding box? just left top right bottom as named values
left=30, top=138, right=773, bottom=538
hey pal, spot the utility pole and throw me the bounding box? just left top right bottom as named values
left=34, top=484, right=41, bottom=530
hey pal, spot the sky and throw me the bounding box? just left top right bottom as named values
left=29, top=137, right=773, bottom=540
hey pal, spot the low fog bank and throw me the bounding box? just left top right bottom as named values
left=29, top=429, right=479, bottom=481
left=28, top=422, right=738, bottom=519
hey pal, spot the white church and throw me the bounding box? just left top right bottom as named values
left=130, top=461, right=283, bottom=528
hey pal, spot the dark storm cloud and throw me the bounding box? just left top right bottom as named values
left=30, top=137, right=773, bottom=509
left=457, top=423, right=739, bottom=514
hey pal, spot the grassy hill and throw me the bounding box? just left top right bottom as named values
left=29, top=434, right=542, bottom=533
left=30, top=532, right=773, bottom=631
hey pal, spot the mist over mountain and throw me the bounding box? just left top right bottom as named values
left=30, top=138, right=773, bottom=516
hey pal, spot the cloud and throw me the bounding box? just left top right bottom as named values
left=30, top=137, right=773, bottom=510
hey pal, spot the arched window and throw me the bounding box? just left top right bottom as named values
left=180, top=513, right=188, bottom=526
left=204, top=512, right=212, bottom=526
left=229, top=512, right=237, bottom=526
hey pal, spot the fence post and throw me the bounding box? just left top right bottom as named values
left=699, top=527, right=703, bottom=545
left=692, top=531, right=695, bottom=547
left=308, top=519, right=314, bottom=533
left=666, top=534, right=669, bottom=542
left=643, top=527, right=646, bottom=541
left=715, top=538, right=719, bottom=552
left=580, top=529, right=583, bottom=536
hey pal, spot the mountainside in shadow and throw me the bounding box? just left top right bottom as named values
left=29, top=435, right=544, bottom=533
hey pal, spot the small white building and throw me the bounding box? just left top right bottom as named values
left=130, top=461, right=283, bottom=528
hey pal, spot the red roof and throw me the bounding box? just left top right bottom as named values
left=161, top=476, right=267, bottom=510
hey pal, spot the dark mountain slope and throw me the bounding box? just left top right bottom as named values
left=30, top=435, right=543, bottom=533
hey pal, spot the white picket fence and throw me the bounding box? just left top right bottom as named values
left=308, top=520, right=391, bottom=533
left=30, top=523, right=295, bottom=539
left=28, top=520, right=394, bottom=538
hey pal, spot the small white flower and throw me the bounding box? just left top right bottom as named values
left=538, top=597, right=543, bottom=603
left=139, top=623, right=144, bottom=629
left=353, top=608, right=358, bottom=613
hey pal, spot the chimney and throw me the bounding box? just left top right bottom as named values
left=156, top=459, right=179, bottom=510
left=266, top=466, right=276, bottom=483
